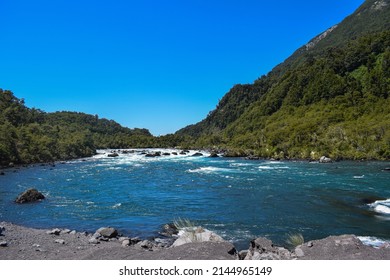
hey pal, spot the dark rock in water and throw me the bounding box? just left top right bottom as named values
left=160, top=223, right=179, bottom=237
left=382, top=167, right=390, bottom=171
left=361, top=196, right=385, bottom=204
left=0, top=172, right=5, bottom=175
left=140, top=152, right=147, bottom=155
left=107, top=153, right=119, bottom=157
left=192, top=152, right=203, bottom=157
left=96, top=227, right=118, bottom=238
left=209, top=153, right=219, bottom=158
left=246, top=155, right=259, bottom=160
left=172, top=152, right=178, bottom=155
left=162, top=153, right=171, bottom=156
left=15, top=188, right=45, bottom=203
left=179, top=151, right=187, bottom=155
left=146, top=152, right=161, bottom=157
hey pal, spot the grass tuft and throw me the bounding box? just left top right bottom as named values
left=286, top=233, right=305, bottom=248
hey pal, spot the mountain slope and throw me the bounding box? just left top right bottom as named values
left=176, top=0, right=390, bottom=159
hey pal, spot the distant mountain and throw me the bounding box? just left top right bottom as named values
left=176, top=0, right=390, bottom=160
left=0, top=89, right=153, bottom=166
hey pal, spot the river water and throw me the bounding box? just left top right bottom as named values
left=1, top=149, right=389, bottom=249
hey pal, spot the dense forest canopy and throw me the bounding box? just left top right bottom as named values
left=0, top=89, right=155, bottom=166
left=176, top=0, right=390, bottom=160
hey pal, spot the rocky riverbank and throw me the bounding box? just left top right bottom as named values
left=1, top=222, right=390, bottom=260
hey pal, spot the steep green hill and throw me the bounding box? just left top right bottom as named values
left=0, top=89, right=153, bottom=166
left=176, top=0, right=390, bottom=160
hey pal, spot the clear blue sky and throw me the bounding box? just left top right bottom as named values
left=0, top=0, right=365, bottom=135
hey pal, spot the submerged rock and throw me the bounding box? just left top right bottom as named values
left=15, top=188, right=45, bottom=203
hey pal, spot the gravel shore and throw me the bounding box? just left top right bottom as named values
left=1, top=221, right=390, bottom=260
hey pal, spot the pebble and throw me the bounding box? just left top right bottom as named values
left=61, top=229, right=71, bottom=234
left=122, top=240, right=130, bottom=247
left=0, top=241, right=8, bottom=247
left=295, top=247, right=305, bottom=257
left=46, top=228, right=61, bottom=235
left=69, top=230, right=77, bottom=235
left=88, top=238, right=100, bottom=244
left=55, top=239, right=65, bottom=245
left=307, top=241, right=314, bottom=247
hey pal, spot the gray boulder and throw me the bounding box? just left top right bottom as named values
left=244, top=237, right=294, bottom=260
left=171, top=227, right=224, bottom=247
left=192, top=152, right=203, bottom=157
left=298, top=235, right=390, bottom=260
left=319, top=156, right=332, bottom=163
left=96, top=227, right=118, bottom=238
left=15, top=188, right=45, bottom=203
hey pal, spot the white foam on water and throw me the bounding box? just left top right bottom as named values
left=258, top=166, right=273, bottom=170
left=258, top=165, right=290, bottom=170
left=368, top=198, right=390, bottom=215
left=353, top=175, right=365, bottom=179
left=357, top=236, right=390, bottom=249
left=188, top=166, right=232, bottom=174
left=112, top=203, right=122, bottom=209
left=230, top=163, right=253, bottom=167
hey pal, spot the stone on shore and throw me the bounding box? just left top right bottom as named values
left=55, top=239, right=65, bottom=245
left=96, top=227, right=118, bottom=238
left=15, top=188, right=45, bottom=203
left=244, top=237, right=295, bottom=260
left=319, top=156, right=332, bottom=163
left=46, top=228, right=61, bottom=235
left=160, top=223, right=179, bottom=237
left=298, top=235, right=390, bottom=260
left=0, top=241, right=8, bottom=247
left=172, top=227, right=224, bottom=247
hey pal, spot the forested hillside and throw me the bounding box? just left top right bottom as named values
left=0, top=89, right=153, bottom=166
left=176, top=0, right=390, bottom=160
